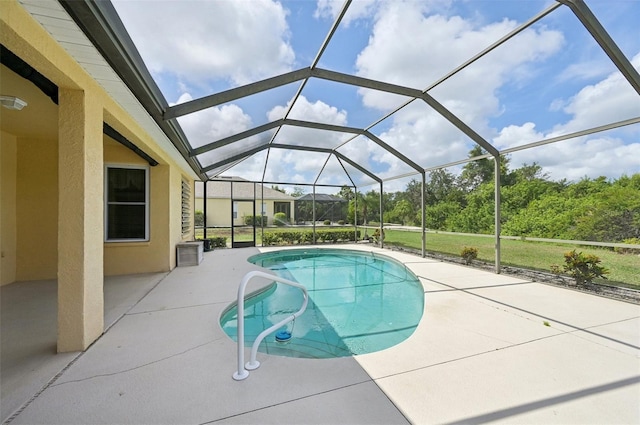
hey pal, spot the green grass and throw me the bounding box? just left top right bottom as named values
left=194, top=226, right=639, bottom=288
left=383, top=229, right=640, bottom=288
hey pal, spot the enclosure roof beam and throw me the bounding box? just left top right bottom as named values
left=268, top=143, right=380, bottom=183
left=311, top=68, right=500, bottom=157
left=334, top=152, right=381, bottom=183
left=558, top=0, right=640, bottom=95
left=163, top=68, right=312, bottom=120
left=201, top=145, right=269, bottom=173
left=418, top=92, right=500, bottom=157
left=190, top=120, right=283, bottom=156
left=282, top=120, right=424, bottom=172
left=363, top=131, right=423, bottom=172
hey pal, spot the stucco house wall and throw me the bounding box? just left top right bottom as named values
left=0, top=0, right=198, bottom=350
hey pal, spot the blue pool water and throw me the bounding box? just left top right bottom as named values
left=220, top=249, right=424, bottom=359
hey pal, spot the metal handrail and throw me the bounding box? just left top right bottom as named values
left=232, top=270, right=308, bottom=381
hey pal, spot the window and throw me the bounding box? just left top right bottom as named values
left=181, top=178, right=191, bottom=236
left=105, top=165, right=149, bottom=241
left=261, top=202, right=267, bottom=216
left=233, top=202, right=238, bottom=219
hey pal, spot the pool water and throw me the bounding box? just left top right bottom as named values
left=220, top=249, right=424, bottom=359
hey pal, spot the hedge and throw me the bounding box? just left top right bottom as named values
left=262, top=229, right=361, bottom=246
left=244, top=215, right=268, bottom=226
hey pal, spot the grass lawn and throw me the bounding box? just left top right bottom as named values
left=383, top=229, right=640, bottom=288
left=194, top=227, right=638, bottom=288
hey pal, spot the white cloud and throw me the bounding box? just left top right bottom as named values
left=492, top=54, right=640, bottom=181
left=175, top=93, right=253, bottom=149
left=552, top=53, right=640, bottom=134
left=345, top=1, right=564, bottom=182
left=314, top=0, right=377, bottom=25
left=112, top=0, right=294, bottom=86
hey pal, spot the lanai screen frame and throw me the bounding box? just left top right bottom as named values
left=60, top=0, right=640, bottom=274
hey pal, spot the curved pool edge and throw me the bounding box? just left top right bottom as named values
left=257, top=245, right=432, bottom=359
left=221, top=245, right=425, bottom=359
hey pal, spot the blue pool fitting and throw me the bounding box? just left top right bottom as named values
left=275, top=330, right=292, bottom=342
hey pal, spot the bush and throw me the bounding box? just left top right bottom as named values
left=461, top=246, right=478, bottom=265
left=372, top=228, right=384, bottom=244
left=261, top=229, right=361, bottom=246
left=198, top=237, right=227, bottom=249
left=244, top=215, right=268, bottom=226
left=338, top=220, right=345, bottom=225
left=262, top=233, right=280, bottom=246
left=323, top=220, right=331, bottom=225
left=273, top=212, right=288, bottom=226
left=615, top=237, right=640, bottom=254
left=195, top=210, right=204, bottom=227
left=209, top=237, right=227, bottom=248
left=551, top=250, right=609, bottom=285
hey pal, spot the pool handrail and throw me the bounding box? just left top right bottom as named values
left=232, top=270, right=308, bottom=381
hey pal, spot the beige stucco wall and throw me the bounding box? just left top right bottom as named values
left=103, top=140, right=192, bottom=275
left=1, top=132, right=18, bottom=285
left=1, top=0, right=198, bottom=280
left=1, top=0, right=199, bottom=350
left=16, top=136, right=59, bottom=281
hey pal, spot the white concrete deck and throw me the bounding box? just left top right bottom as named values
left=2, top=245, right=639, bottom=424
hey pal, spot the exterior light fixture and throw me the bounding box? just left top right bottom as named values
left=0, top=95, right=28, bottom=110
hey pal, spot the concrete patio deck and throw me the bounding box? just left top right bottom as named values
left=2, top=245, right=639, bottom=424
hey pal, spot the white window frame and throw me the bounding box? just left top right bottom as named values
left=104, top=164, right=150, bottom=242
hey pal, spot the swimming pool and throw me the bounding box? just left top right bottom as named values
left=220, top=248, right=424, bottom=359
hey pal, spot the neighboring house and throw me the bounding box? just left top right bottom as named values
left=1, top=1, right=197, bottom=352
left=195, top=178, right=295, bottom=227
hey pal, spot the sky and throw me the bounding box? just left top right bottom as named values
left=111, top=0, right=640, bottom=193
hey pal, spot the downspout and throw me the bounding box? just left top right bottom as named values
left=421, top=171, right=426, bottom=258
left=494, top=156, right=501, bottom=274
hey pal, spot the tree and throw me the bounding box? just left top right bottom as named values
left=390, top=199, right=414, bottom=225
left=458, top=146, right=495, bottom=192
left=426, top=169, right=462, bottom=206
left=290, top=186, right=306, bottom=198
left=458, top=147, right=512, bottom=192
left=271, top=185, right=286, bottom=194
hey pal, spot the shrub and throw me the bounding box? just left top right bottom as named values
left=323, top=219, right=331, bottom=225
left=244, top=215, right=268, bottom=226
left=615, top=237, right=640, bottom=254
left=461, top=246, right=478, bottom=265
left=273, top=212, right=288, bottom=226
left=372, top=228, right=385, bottom=244
left=262, top=229, right=360, bottom=246
left=338, top=220, right=345, bottom=225
left=552, top=250, right=609, bottom=286
left=198, top=236, right=227, bottom=250
left=262, top=233, right=280, bottom=246
left=194, top=210, right=204, bottom=227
